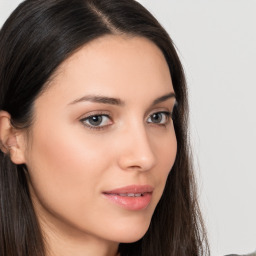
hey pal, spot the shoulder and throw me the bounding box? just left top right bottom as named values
left=225, top=253, right=256, bottom=256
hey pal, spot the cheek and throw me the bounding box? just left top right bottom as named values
left=156, top=128, right=177, bottom=171
left=28, top=121, right=109, bottom=175
left=25, top=124, right=111, bottom=216
left=151, top=129, right=177, bottom=199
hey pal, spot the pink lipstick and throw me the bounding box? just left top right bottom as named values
left=103, top=185, right=153, bottom=210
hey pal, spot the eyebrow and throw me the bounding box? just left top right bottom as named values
left=68, top=92, right=176, bottom=106
left=69, top=95, right=124, bottom=106
left=152, top=92, right=176, bottom=105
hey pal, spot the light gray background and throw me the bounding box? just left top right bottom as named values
left=1, top=0, right=256, bottom=255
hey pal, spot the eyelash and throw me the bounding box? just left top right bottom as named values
left=147, top=111, right=172, bottom=126
left=80, top=111, right=173, bottom=130
left=80, top=112, right=112, bottom=130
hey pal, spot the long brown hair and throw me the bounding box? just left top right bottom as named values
left=0, top=0, right=209, bottom=255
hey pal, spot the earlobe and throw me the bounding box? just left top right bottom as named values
left=0, top=111, right=26, bottom=164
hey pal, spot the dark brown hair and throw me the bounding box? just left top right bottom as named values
left=0, top=0, right=209, bottom=255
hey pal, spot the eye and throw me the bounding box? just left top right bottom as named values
left=80, top=114, right=112, bottom=129
left=147, top=111, right=171, bottom=125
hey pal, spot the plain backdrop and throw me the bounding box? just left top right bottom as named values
left=1, top=1, right=256, bottom=255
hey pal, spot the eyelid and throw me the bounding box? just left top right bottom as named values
left=79, top=111, right=113, bottom=130
left=147, top=111, right=172, bottom=126
left=147, top=105, right=174, bottom=118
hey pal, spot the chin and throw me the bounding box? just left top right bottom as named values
left=116, top=232, right=148, bottom=244
left=111, top=220, right=151, bottom=243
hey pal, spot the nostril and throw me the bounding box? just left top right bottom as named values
left=116, top=126, right=157, bottom=171
left=117, top=149, right=156, bottom=172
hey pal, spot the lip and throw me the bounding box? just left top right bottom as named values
left=103, top=185, right=154, bottom=194
left=103, top=185, right=153, bottom=211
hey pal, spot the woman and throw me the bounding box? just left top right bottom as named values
left=0, top=0, right=209, bottom=255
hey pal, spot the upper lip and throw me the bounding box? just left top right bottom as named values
left=103, top=185, right=154, bottom=194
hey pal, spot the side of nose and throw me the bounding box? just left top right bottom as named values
left=117, top=124, right=157, bottom=172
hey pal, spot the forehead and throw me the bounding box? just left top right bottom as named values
left=39, top=35, right=173, bottom=105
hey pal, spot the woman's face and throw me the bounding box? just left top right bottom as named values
left=23, top=35, right=177, bottom=245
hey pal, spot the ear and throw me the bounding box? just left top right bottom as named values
left=0, top=111, right=26, bottom=164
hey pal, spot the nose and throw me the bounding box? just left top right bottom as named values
left=117, top=124, right=157, bottom=172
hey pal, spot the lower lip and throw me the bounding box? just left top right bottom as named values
left=103, top=193, right=152, bottom=210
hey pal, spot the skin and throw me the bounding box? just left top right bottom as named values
left=5, top=35, right=177, bottom=256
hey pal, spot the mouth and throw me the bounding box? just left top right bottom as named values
left=103, top=185, right=153, bottom=210
left=105, top=193, right=147, bottom=197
